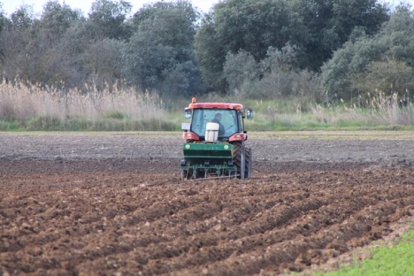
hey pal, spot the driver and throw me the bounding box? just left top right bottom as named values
left=211, top=113, right=225, bottom=136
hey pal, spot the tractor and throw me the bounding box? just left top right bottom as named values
left=180, top=98, right=253, bottom=180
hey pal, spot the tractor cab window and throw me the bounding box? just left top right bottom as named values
left=238, top=111, right=244, bottom=133
left=191, top=109, right=239, bottom=140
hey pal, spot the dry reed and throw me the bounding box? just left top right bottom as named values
left=311, top=93, right=414, bottom=126
left=0, top=82, right=166, bottom=121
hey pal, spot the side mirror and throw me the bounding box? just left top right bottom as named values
left=184, top=108, right=192, bottom=119
left=246, top=108, right=254, bottom=120
left=181, top=123, right=190, bottom=131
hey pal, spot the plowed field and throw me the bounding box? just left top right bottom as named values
left=1, top=133, right=414, bottom=275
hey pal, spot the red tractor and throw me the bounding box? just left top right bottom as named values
left=181, top=98, right=253, bottom=179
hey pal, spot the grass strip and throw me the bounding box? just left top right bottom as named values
left=326, top=228, right=414, bottom=276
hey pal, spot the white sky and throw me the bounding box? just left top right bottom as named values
left=0, top=0, right=222, bottom=17
left=0, top=0, right=412, bottom=17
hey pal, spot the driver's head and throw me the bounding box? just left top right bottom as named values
left=215, top=113, right=222, bottom=121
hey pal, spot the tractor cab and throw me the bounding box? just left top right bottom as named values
left=191, top=108, right=242, bottom=141
left=183, top=98, right=253, bottom=143
left=180, top=98, right=253, bottom=180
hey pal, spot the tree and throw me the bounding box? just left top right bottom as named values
left=0, top=3, right=7, bottom=32
left=0, top=6, right=35, bottom=83
left=213, top=0, right=291, bottom=61
left=223, top=50, right=258, bottom=93
left=195, top=0, right=389, bottom=93
left=223, top=46, right=322, bottom=101
left=124, top=1, right=203, bottom=98
left=83, top=38, right=124, bottom=90
left=195, top=0, right=293, bottom=92
left=291, top=0, right=389, bottom=70
left=0, top=2, right=89, bottom=88
left=194, top=14, right=227, bottom=93
left=322, top=6, right=414, bottom=102
left=88, top=0, right=132, bottom=40
left=41, top=1, right=82, bottom=39
left=353, top=60, right=414, bottom=100
left=0, top=4, right=11, bottom=63
left=21, top=2, right=85, bottom=88
left=10, top=5, right=33, bottom=31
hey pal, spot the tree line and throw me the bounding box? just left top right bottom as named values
left=0, top=0, right=412, bottom=103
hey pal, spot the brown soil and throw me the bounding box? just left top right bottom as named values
left=1, top=134, right=414, bottom=275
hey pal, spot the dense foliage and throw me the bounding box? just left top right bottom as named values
left=123, top=2, right=203, bottom=98
left=0, top=0, right=412, bottom=103
left=0, top=0, right=203, bottom=97
left=322, top=6, right=414, bottom=102
left=196, top=0, right=389, bottom=93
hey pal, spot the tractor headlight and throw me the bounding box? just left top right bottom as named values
left=185, top=144, right=191, bottom=149
left=224, top=145, right=229, bottom=150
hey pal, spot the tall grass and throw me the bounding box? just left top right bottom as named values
left=242, top=93, right=414, bottom=131
left=0, top=82, right=177, bottom=131
left=1, top=82, right=413, bottom=131
left=312, top=93, right=414, bottom=127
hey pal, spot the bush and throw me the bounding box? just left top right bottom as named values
left=223, top=46, right=323, bottom=107
left=322, top=7, right=414, bottom=103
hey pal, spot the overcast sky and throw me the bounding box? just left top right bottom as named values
left=0, top=0, right=412, bottom=17
left=0, top=0, right=221, bottom=16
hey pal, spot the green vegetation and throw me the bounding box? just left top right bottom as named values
left=1, top=80, right=413, bottom=131
left=322, top=7, right=414, bottom=102
left=327, top=228, right=414, bottom=276
left=232, top=98, right=414, bottom=131
left=0, top=0, right=413, bottom=130
left=0, top=117, right=178, bottom=132
left=26, top=116, right=177, bottom=131
left=197, top=0, right=388, bottom=93
left=0, top=0, right=409, bottom=100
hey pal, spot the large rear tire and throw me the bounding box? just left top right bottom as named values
left=245, top=147, right=252, bottom=178
left=235, top=144, right=246, bottom=179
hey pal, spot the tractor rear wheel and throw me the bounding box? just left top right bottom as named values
left=245, top=147, right=252, bottom=178
left=234, top=144, right=246, bottom=179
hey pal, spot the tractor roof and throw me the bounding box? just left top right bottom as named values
left=187, top=101, right=244, bottom=111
